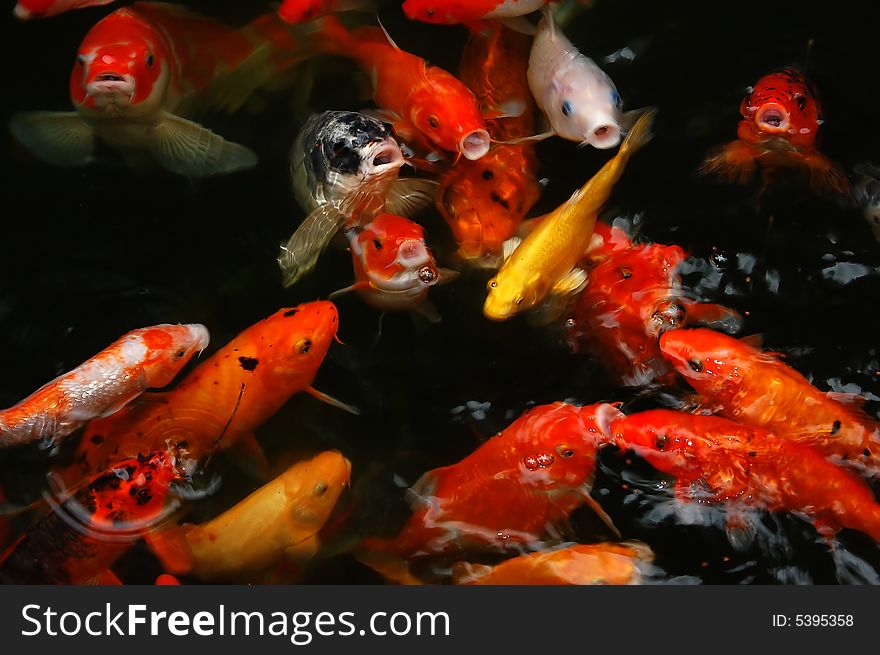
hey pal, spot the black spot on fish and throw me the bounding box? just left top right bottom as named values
left=656, top=435, right=668, bottom=450
left=135, top=488, right=152, bottom=506
left=238, top=356, right=259, bottom=371
left=865, top=448, right=871, bottom=457
left=284, top=309, right=299, bottom=317
left=747, top=450, right=757, bottom=457
left=482, top=169, right=494, bottom=180
left=90, top=434, right=104, bottom=445
left=831, top=420, right=841, bottom=435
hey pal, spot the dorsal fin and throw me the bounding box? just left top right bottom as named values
left=377, top=17, right=401, bottom=51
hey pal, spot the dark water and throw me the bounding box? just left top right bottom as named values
left=1, top=0, right=879, bottom=584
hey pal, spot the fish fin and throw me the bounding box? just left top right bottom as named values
left=228, top=433, right=270, bottom=480
left=502, top=236, right=523, bottom=261
left=86, top=570, right=123, bottom=586
left=198, top=42, right=275, bottom=115
left=354, top=547, right=423, bottom=585
left=407, top=469, right=444, bottom=508
left=362, top=107, right=405, bottom=128
left=498, top=16, right=538, bottom=36
left=436, top=268, right=460, bottom=286
left=412, top=299, right=442, bottom=325
left=329, top=281, right=371, bottom=299
left=725, top=509, right=757, bottom=552
left=585, top=232, right=605, bottom=255
left=145, top=526, right=195, bottom=576
left=826, top=392, right=870, bottom=408
left=738, top=333, right=764, bottom=350
left=496, top=130, right=556, bottom=146
left=581, top=489, right=621, bottom=538
left=149, top=114, right=257, bottom=177
left=450, top=561, right=493, bottom=585
left=307, top=386, right=361, bottom=415
left=699, top=139, right=759, bottom=185
left=619, top=107, right=652, bottom=133
left=540, top=3, right=556, bottom=38
left=95, top=394, right=139, bottom=419
left=482, top=99, right=527, bottom=120
left=617, top=107, right=656, bottom=157
left=685, top=303, right=743, bottom=334
left=802, top=152, right=853, bottom=200
left=552, top=268, right=588, bottom=296
left=278, top=204, right=347, bottom=287
left=376, top=17, right=401, bottom=51
left=9, top=111, right=94, bottom=166
left=384, top=178, right=439, bottom=217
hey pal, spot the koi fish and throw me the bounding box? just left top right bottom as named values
left=0, top=451, right=177, bottom=584
left=0, top=323, right=209, bottom=449
left=313, top=15, right=491, bottom=162
left=564, top=222, right=742, bottom=386
left=66, top=301, right=353, bottom=484
left=13, top=0, right=114, bottom=20
left=526, top=6, right=633, bottom=148
left=484, top=109, right=655, bottom=321
left=278, top=0, right=370, bottom=24
left=453, top=542, right=653, bottom=585
left=10, top=2, right=303, bottom=176
left=331, top=213, right=457, bottom=318
left=437, top=22, right=541, bottom=267
left=360, top=402, right=623, bottom=559
left=659, top=328, right=880, bottom=475
left=610, top=410, right=880, bottom=545
left=149, top=451, right=351, bottom=583
left=699, top=68, right=850, bottom=197
left=280, top=110, right=437, bottom=287
left=403, top=0, right=551, bottom=24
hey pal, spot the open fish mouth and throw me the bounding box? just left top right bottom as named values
left=86, top=73, right=136, bottom=100
left=756, top=104, right=790, bottom=132
left=460, top=129, right=491, bottom=161
left=585, top=122, right=622, bottom=149
left=365, top=139, right=405, bottom=175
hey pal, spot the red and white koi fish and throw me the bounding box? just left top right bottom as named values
left=0, top=323, right=208, bottom=449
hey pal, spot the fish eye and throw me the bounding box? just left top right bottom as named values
left=146, top=53, right=154, bottom=69
left=561, top=101, right=574, bottom=117
left=655, top=435, right=669, bottom=450
left=296, top=338, right=312, bottom=354
left=619, top=267, right=632, bottom=279
left=482, top=169, right=494, bottom=180
left=793, top=94, right=806, bottom=111
left=425, top=8, right=435, bottom=17
left=688, top=359, right=703, bottom=372
left=173, top=348, right=186, bottom=359
left=314, top=482, right=328, bottom=497
left=428, top=115, right=440, bottom=129
left=556, top=445, right=575, bottom=459
left=373, top=239, right=382, bottom=250
left=515, top=296, right=524, bottom=305
left=77, top=54, right=86, bottom=66
left=489, top=280, right=498, bottom=289
left=611, top=90, right=622, bottom=107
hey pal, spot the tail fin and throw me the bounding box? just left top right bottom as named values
left=617, top=107, right=656, bottom=161
left=308, top=15, right=356, bottom=57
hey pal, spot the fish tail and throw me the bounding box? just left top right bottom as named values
left=617, top=107, right=656, bottom=160
left=309, top=15, right=355, bottom=57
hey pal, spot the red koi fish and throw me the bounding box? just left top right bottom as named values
left=610, top=410, right=880, bottom=544
left=564, top=223, right=741, bottom=387
left=361, top=402, right=623, bottom=559
left=403, top=0, right=551, bottom=24
left=331, top=213, right=457, bottom=317
left=0, top=451, right=177, bottom=584
left=13, top=0, right=114, bottom=20
left=660, top=328, right=880, bottom=475
left=277, top=0, right=370, bottom=24
left=313, top=15, right=491, bottom=162
left=700, top=68, right=850, bottom=197
left=10, top=2, right=303, bottom=176
left=438, top=22, right=541, bottom=267
left=0, top=323, right=208, bottom=449
left=65, top=302, right=352, bottom=484
left=453, top=541, right=653, bottom=585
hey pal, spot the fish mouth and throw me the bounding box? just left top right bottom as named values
left=756, top=104, right=790, bottom=133
left=460, top=129, right=491, bottom=161
left=648, top=298, right=688, bottom=336
left=395, top=239, right=431, bottom=268
left=585, top=122, right=621, bottom=149
left=86, top=73, right=136, bottom=101
left=365, top=140, right=404, bottom=175
left=188, top=324, right=211, bottom=354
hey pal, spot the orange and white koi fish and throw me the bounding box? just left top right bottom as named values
left=331, top=213, right=457, bottom=317
left=313, top=15, right=491, bottom=162
left=438, top=22, right=541, bottom=267
left=67, top=301, right=353, bottom=483
left=0, top=451, right=178, bottom=584
left=13, top=0, right=114, bottom=20
left=611, top=410, right=880, bottom=545
left=0, top=323, right=208, bottom=449
left=453, top=542, right=653, bottom=585
left=10, top=2, right=303, bottom=176
left=150, top=451, right=351, bottom=582
left=660, top=328, right=880, bottom=475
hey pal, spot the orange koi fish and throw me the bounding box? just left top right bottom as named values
left=0, top=451, right=177, bottom=584
left=331, top=213, right=457, bottom=317
left=13, top=0, right=114, bottom=20
left=278, top=0, right=370, bottom=24
left=313, top=15, right=491, bottom=162
left=403, top=0, right=551, bottom=24
left=0, top=323, right=208, bottom=449
left=611, top=410, right=880, bottom=544
left=361, top=402, right=622, bottom=559
left=700, top=69, right=850, bottom=198
left=438, top=22, right=541, bottom=267
left=564, top=223, right=741, bottom=387
left=660, top=328, right=880, bottom=475
left=11, top=2, right=303, bottom=176
left=453, top=541, right=653, bottom=585
left=67, top=301, right=351, bottom=483
left=150, top=451, right=351, bottom=583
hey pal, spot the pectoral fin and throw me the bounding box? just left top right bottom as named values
left=502, top=236, right=523, bottom=261
left=307, top=386, right=361, bottom=415
left=552, top=268, right=588, bottom=296
left=699, top=139, right=758, bottom=185
left=9, top=111, right=94, bottom=166
left=384, top=178, right=439, bottom=217
left=686, top=302, right=743, bottom=334
left=228, top=432, right=269, bottom=480
left=802, top=152, right=853, bottom=200
left=278, top=204, right=347, bottom=288
left=149, top=114, right=257, bottom=177
left=145, top=526, right=195, bottom=576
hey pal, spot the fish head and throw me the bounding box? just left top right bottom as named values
left=609, top=409, right=700, bottom=468
left=739, top=69, right=821, bottom=145
left=316, top=112, right=405, bottom=188
left=484, top=265, right=542, bottom=321
left=258, top=301, right=339, bottom=383
left=140, top=323, right=211, bottom=388
left=659, top=328, right=749, bottom=396
left=278, top=0, right=325, bottom=24
left=283, top=450, right=352, bottom=535
left=541, top=66, right=624, bottom=148
left=88, top=450, right=175, bottom=529
left=438, top=147, right=540, bottom=265
left=409, top=85, right=490, bottom=160
left=70, top=9, right=169, bottom=118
